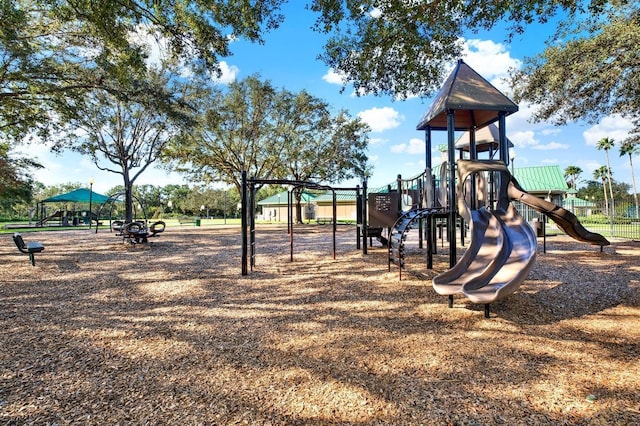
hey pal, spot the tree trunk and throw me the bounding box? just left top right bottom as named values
left=605, top=150, right=615, bottom=217
left=123, top=170, right=134, bottom=223
left=294, top=189, right=303, bottom=224
left=125, top=185, right=134, bottom=223
left=630, top=154, right=639, bottom=219
left=602, top=177, right=609, bottom=216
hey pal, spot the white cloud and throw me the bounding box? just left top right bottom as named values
left=368, top=137, right=388, bottom=146
left=350, top=87, right=369, bottom=98
left=129, top=25, right=166, bottom=65
left=541, top=158, right=559, bottom=164
left=390, top=138, right=425, bottom=155
left=579, top=160, right=604, bottom=177
left=322, top=68, right=347, bottom=85
left=505, top=102, right=539, bottom=129
left=532, top=142, right=569, bottom=150
left=369, top=7, right=383, bottom=18
left=509, top=130, right=538, bottom=148
left=211, top=61, right=239, bottom=84
left=358, top=107, right=404, bottom=132
left=128, top=25, right=238, bottom=84
left=390, top=144, right=405, bottom=154
left=461, top=39, right=522, bottom=93
left=541, top=128, right=561, bottom=136
left=583, top=114, right=635, bottom=146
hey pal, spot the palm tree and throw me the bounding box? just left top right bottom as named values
left=593, top=166, right=610, bottom=215
left=564, top=165, right=583, bottom=190
left=596, top=137, right=616, bottom=216
left=619, top=139, right=639, bottom=218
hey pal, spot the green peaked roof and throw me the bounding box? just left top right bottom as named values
left=416, top=59, right=519, bottom=131
left=430, top=163, right=568, bottom=193
left=512, top=165, right=568, bottom=192
left=257, top=191, right=316, bottom=205
left=314, top=190, right=359, bottom=203
left=562, top=197, right=596, bottom=208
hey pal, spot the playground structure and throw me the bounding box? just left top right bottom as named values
left=35, top=209, right=99, bottom=227
left=239, top=60, right=609, bottom=317
left=410, top=59, right=608, bottom=316
left=35, top=188, right=111, bottom=227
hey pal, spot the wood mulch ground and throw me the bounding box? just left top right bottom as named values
left=0, top=224, right=638, bottom=425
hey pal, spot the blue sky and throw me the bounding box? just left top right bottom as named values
left=22, top=3, right=637, bottom=195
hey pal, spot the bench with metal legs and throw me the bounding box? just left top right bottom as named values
left=12, top=233, right=45, bottom=266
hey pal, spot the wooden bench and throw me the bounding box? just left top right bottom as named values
left=13, top=233, right=45, bottom=266
left=178, top=217, right=197, bottom=226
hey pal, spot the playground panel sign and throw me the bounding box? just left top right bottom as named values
left=369, top=192, right=400, bottom=228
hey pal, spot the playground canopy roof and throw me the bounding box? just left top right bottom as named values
left=416, top=59, right=519, bottom=131
left=455, top=123, right=515, bottom=152
left=42, top=188, right=111, bottom=204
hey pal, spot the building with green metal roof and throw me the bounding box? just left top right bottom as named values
left=512, top=165, right=568, bottom=196
left=256, top=190, right=317, bottom=222
left=255, top=165, right=573, bottom=222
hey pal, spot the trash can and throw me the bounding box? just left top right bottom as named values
left=530, top=217, right=543, bottom=237
left=195, top=218, right=201, bottom=226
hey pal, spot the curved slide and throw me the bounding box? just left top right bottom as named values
left=432, top=207, right=508, bottom=296
left=433, top=159, right=608, bottom=316
left=432, top=160, right=538, bottom=316
left=507, top=177, right=610, bottom=246
left=460, top=204, right=537, bottom=304
left=432, top=204, right=537, bottom=308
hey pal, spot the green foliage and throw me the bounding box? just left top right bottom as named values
left=310, top=0, right=614, bottom=98
left=564, top=165, right=583, bottom=189
left=51, top=66, right=197, bottom=221
left=1, top=0, right=286, bottom=140
left=169, top=75, right=370, bottom=194
left=256, top=185, right=288, bottom=201
left=619, top=139, right=639, bottom=213
left=0, top=142, right=42, bottom=210
left=279, top=90, right=370, bottom=184
left=578, top=179, right=632, bottom=202
left=511, top=3, right=640, bottom=132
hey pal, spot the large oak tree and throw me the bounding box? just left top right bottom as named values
left=309, top=0, right=618, bottom=98
left=1, top=0, right=286, bottom=141
left=54, top=69, right=196, bottom=222
left=168, top=75, right=369, bottom=198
